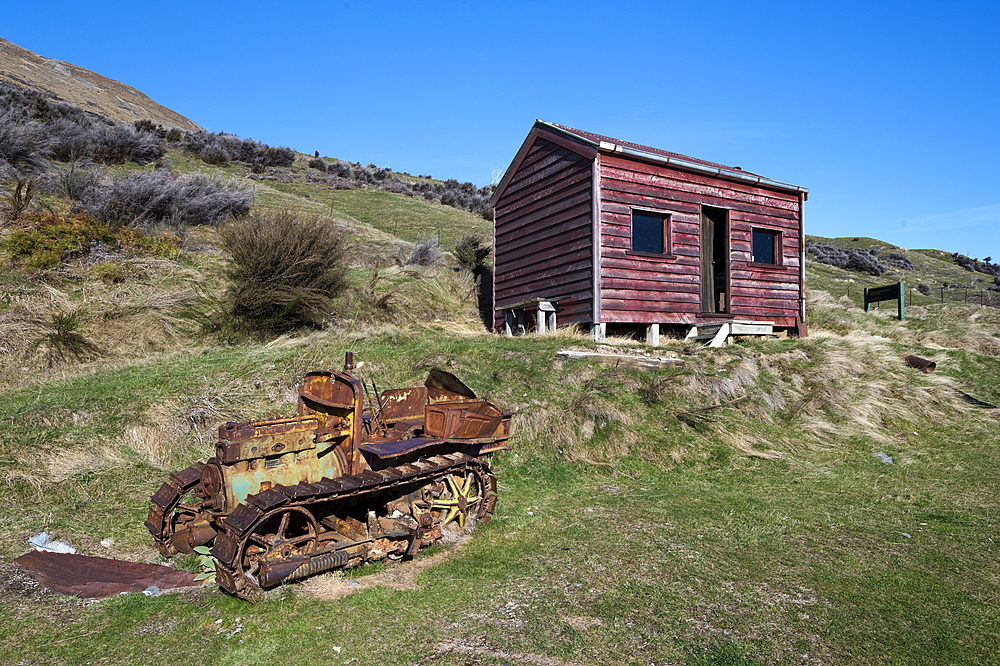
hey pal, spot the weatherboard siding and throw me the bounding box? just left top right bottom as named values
left=493, top=138, right=594, bottom=330
left=598, top=154, right=802, bottom=327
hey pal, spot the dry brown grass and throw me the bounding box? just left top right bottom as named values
left=0, top=271, right=202, bottom=390
left=531, top=317, right=980, bottom=465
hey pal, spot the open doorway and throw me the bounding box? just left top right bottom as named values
left=700, top=206, right=729, bottom=314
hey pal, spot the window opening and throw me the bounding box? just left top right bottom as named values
left=752, top=229, right=780, bottom=265
left=631, top=211, right=670, bottom=255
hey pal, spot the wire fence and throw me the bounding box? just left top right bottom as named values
left=845, top=284, right=1000, bottom=310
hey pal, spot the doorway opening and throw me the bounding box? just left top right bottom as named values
left=700, top=206, right=730, bottom=314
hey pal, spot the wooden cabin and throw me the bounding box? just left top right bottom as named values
left=490, top=121, right=809, bottom=342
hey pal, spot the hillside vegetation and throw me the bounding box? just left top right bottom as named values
left=1, top=86, right=999, bottom=665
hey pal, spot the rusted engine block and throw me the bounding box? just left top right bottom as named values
left=146, top=352, right=510, bottom=601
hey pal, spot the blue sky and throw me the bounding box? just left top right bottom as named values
left=5, top=1, right=999, bottom=259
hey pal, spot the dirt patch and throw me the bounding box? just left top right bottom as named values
left=300, top=532, right=472, bottom=601
left=562, top=615, right=605, bottom=631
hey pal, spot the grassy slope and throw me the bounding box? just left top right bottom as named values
left=1, top=164, right=999, bottom=665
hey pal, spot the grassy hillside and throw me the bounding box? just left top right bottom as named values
left=2, top=144, right=1000, bottom=664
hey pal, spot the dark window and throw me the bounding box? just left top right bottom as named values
left=631, top=211, right=670, bottom=255
left=752, top=229, right=780, bottom=265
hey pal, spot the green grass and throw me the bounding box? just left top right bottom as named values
left=328, top=188, right=486, bottom=249
left=1, top=322, right=998, bottom=664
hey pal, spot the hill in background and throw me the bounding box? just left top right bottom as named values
left=0, top=37, right=200, bottom=131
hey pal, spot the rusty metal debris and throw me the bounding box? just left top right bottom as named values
left=13, top=551, right=200, bottom=599
left=146, top=352, right=511, bottom=601
left=905, top=355, right=936, bottom=372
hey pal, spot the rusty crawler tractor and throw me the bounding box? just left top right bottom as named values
left=146, top=352, right=510, bottom=601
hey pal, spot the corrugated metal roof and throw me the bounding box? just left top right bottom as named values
left=13, top=550, right=201, bottom=598
left=538, top=120, right=807, bottom=195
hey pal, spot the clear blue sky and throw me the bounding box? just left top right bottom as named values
left=5, top=1, right=999, bottom=259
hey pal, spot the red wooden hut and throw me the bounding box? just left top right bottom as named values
left=490, top=121, right=809, bottom=342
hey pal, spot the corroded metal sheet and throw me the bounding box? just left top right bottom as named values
left=13, top=551, right=200, bottom=599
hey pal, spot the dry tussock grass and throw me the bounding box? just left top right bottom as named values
left=118, top=425, right=175, bottom=471
left=808, top=289, right=1000, bottom=358
left=513, top=367, right=640, bottom=464
left=338, top=265, right=483, bottom=332
left=0, top=276, right=200, bottom=389
left=533, top=320, right=979, bottom=465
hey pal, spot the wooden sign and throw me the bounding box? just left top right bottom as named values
left=864, top=281, right=904, bottom=320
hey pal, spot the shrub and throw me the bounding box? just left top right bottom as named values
left=45, top=117, right=92, bottom=162
left=199, top=143, right=229, bottom=165
left=90, top=123, right=165, bottom=165
left=83, top=170, right=176, bottom=227
left=93, top=261, right=127, bottom=283
left=83, top=171, right=252, bottom=228
left=170, top=174, right=252, bottom=226
left=218, top=210, right=350, bottom=333
left=806, top=241, right=886, bottom=276
left=308, top=157, right=327, bottom=171
left=42, top=161, right=102, bottom=201
left=0, top=114, right=46, bottom=173
left=132, top=119, right=165, bottom=137
left=180, top=130, right=294, bottom=169
left=1, top=176, right=36, bottom=223
left=33, top=308, right=103, bottom=365
left=265, top=146, right=294, bottom=167
left=885, top=251, right=915, bottom=271
left=165, top=127, right=183, bottom=142
left=453, top=234, right=491, bottom=273
left=117, top=228, right=183, bottom=260
left=917, top=283, right=931, bottom=296
left=401, top=235, right=442, bottom=266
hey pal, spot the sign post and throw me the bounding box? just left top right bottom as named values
left=864, top=281, right=905, bottom=320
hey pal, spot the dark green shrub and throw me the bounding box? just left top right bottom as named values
left=33, top=308, right=103, bottom=365
left=453, top=234, right=491, bottom=273
left=134, top=120, right=168, bottom=139
left=265, top=146, right=294, bottom=167
left=917, top=283, right=931, bottom=296
left=218, top=210, right=350, bottom=333
left=93, top=261, right=127, bottom=283
left=165, top=127, right=183, bottom=142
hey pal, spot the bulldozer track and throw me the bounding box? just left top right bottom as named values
left=208, top=452, right=497, bottom=601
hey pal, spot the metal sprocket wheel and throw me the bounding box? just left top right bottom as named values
left=429, top=471, right=483, bottom=528
left=237, top=506, right=318, bottom=592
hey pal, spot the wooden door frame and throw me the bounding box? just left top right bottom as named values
left=700, top=206, right=731, bottom=316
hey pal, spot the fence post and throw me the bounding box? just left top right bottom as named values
left=898, top=281, right=905, bottom=320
